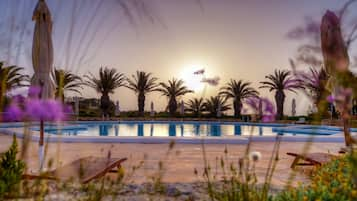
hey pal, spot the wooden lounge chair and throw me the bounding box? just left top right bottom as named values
left=287, top=152, right=335, bottom=168
left=23, top=156, right=127, bottom=184
left=295, top=117, right=306, bottom=124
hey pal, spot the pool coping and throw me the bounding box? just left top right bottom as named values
left=0, top=121, right=353, bottom=144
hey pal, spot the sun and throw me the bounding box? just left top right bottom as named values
left=179, top=65, right=205, bottom=92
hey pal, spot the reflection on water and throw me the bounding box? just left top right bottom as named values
left=180, top=124, right=184, bottom=137
left=259, top=127, right=263, bottom=136
left=234, top=125, right=241, bottom=135
left=114, top=125, right=119, bottom=136
left=210, top=124, right=221, bottom=136
left=168, top=124, right=176, bottom=137
left=150, top=124, right=154, bottom=136
left=194, top=124, right=200, bottom=136
left=48, top=122, right=282, bottom=137
left=137, top=124, right=144, bottom=136
left=99, top=124, right=109, bottom=136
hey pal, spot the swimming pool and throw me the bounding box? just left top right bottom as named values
left=24, top=121, right=345, bottom=137
left=0, top=121, right=352, bottom=143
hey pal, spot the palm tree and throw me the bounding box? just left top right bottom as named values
left=157, top=78, right=193, bottom=116
left=219, top=79, right=259, bottom=118
left=260, top=70, right=303, bottom=120
left=126, top=71, right=158, bottom=116
left=296, top=67, right=330, bottom=117
left=0, top=62, right=28, bottom=108
left=55, top=68, right=83, bottom=101
left=186, top=97, right=205, bottom=117
left=84, top=67, right=125, bottom=117
left=203, top=96, right=231, bottom=117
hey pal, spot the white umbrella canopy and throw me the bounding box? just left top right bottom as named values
left=32, top=0, right=56, bottom=99
left=31, top=0, right=56, bottom=170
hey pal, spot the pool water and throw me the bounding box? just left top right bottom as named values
left=37, top=121, right=302, bottom=137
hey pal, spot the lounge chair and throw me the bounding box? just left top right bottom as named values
left=22, top=156, right=127, bottom=184
left=287, top=152, right=335, bottom=168
left=295, top=117, right=306, bottom=124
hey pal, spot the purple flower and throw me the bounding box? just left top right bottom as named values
left=63, top=104, right=73, bottom=115
left=28, top=86, right=42, bottom=98
left=3, top=104, right=23, bottom=121
left=326, top=95, right=335, bottom=103
left=12, top=95, right=25, bottom=104
left=4, top=94, right=69, bottom=122
left=246, top=97, right=276, bottom=122
left=201, top=76, right=220, bottom=86
left=43, top=100, right=65, bottom=121
left=24, top=99, right=46, bottom=121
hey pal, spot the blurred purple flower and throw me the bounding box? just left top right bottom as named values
left=63, top=104, right=73, bottom=115
left=327, top=95, right=335, bottom=103
left=246, top=97, right=276, bottom=122
left=28, top=86, right=41, bottom=98
left=3, top=104, right=23, bottom=121
left=43, top=100, right=65, bottom=121
left=12, top=95, right=25, bottom=104
left=201, top=76, right=220, bottom=86
left=24, top=99, right=46, bottom=121
left=3, top=95, right=69, bottom=122
left=24, top=99, right=67, bottom=121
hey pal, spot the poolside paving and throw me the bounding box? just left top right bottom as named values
left=0, top=133, right=344, bottom=188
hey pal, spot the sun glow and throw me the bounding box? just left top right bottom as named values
left=179, top=65, right=205, bottom=92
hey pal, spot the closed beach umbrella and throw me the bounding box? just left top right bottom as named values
left=31, top=0, right=56, bottom=170
left=217, top=104, right=222, bottom=118
left=180, top=100, right=185, bottom=116
left=150, top=101, right=155, bottom=117
left=291, top=98, right=296, bottom=117
left=115, top=101, right=120, bottom=116
left=74, top=97, right=79, bottom=116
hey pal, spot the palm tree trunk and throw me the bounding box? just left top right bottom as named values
left=100, top=92, right=110, bottom=118
left=275, top=91, right=285, bottom=120
left=138, top=92, right=145, bottom=116
left=168, top=97, right=177, bottom=116
left=233, top=99, right=242, bottom=118
left=314, top=88, right=330, bottom=120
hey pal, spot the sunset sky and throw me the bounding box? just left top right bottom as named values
left=1, top=0, right=356, bottom=115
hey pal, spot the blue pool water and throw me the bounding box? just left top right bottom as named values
left=24, top=121, right=345, bottom=137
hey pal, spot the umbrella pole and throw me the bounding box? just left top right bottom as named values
left=39, top=120, right=44, bottom=170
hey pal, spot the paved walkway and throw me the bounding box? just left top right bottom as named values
left=0, top=134, right=344, bottom=188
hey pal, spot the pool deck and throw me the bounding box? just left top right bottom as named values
left=0, top=133, right=345, bottom=188
left=0, top=121, right=351, bottom=188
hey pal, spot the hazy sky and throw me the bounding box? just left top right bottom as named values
left=1, top=0, right=355, bottom=115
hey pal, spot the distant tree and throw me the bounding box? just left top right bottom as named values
left=260, top=70, right=303, bottom=120
left=0, top=62, right=28, bottom=109
left=203, top=96, right=230, bottom=117
left=55, top=68, right=83, bottom=101
left=157, top=78, right=193, bottom=116
left=293, top=67, right=330, bottom=117
left=84, top=67, right=125, bottom=117
left=186, top=97, right=205, bottom=117
left=219, top=79, right=258, bottom=118
left=126, top=71, right=158, bottom=116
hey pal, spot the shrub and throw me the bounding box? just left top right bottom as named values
left=0, top=135, right=25, bottom=198
left=274, top=154, right=357, bottom=201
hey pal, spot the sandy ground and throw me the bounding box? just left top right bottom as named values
left=0, top=134, right=344, bottom=189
